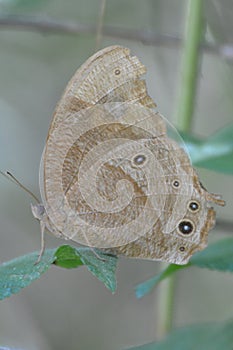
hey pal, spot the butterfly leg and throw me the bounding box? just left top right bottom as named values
left=88, top=247, right=106, bottom=262
left=35, top=220, right=46, bottom=264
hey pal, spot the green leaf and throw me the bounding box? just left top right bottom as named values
left=125, top=318, right=233, bottom=350
left=55, top=245, right=118, bottom=292
left=0, top=245, right=118, bottom=300
left=190, top=237, right=233, bottom=271
left=54, top=245, right=83, bottom=268
left=180, top=123, right=233, bottom=174
left=135, top=264, right=187, bottom=299
left=0, top=249, right=56, bottom=300
left=77, top=248, right=118, bottom=293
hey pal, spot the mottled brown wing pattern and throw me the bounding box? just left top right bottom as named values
left=48, top=46, right=156, bottom=135
left=37, top=45, right=225, bottom=265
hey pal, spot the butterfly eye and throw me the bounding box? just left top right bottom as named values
left=132, top=154, right=147, bottom=166
left=178, top=220, right=194, bottom=235
left=179, top=246, right=185, bottom=252
left=114, top=69, right=121, bottom=75
left=172, top=179, right=180, bottom=188
left=188, top=201, right=200, bottom=212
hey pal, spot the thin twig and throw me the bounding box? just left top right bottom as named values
left=0, top=15, right=233, bottom=60
left=95, top=0, right=107, bottom=51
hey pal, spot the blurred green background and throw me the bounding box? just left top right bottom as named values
left=0, top=1, right=233, bottom=349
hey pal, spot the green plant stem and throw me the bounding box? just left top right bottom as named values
left=157, top=264, right=175, bottom=338
left=174, top=0, right=203, bottom=133
left=157, top=0, right=203, bottom=339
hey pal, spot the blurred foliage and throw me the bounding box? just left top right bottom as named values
left=135, top=238, right=233, bottom=298
left=181, top=123, right=233, bottom=174
left=126, top=318, right=233, bottom=350
left=0, top=0, right=47, bottom=12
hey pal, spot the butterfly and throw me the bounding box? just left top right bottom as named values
left=24, top=46, right=224, bottom=264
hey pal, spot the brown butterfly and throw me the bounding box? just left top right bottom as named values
left=28, top=45, right=224, bottom=265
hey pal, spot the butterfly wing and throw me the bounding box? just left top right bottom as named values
left=48, top=46, right=156, bottom=135
left=41, top=46, right=224, bottom=265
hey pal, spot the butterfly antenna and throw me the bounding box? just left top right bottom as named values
left=0, top=171, right=40, bottom=203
